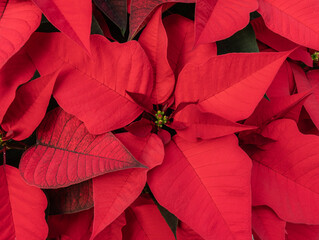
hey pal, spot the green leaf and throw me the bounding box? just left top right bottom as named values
left=93, top=0, right=127, bottom=35
left=264, top=94, right=270, bottom=101
left=217, top=23, right=259, bottom=55
left=156, top=203, right=178, bottom=238
left=91, top=15, right=104, bottom=35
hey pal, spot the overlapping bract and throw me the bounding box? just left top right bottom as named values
left=0, top=0, right=318, bottom=239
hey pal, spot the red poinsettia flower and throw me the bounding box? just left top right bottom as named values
left=12, top=4, right=297, bottom=238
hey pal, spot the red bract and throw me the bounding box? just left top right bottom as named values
left=0, top=165, right=48, bottom=240
left=0, top=0, right=41, bottom=68
left=1, top=0, right=319, bottom=239
left=25, top=32, right=153, bottom=134
left=148, top=135, right=252, bottom=239
left=251, top=119, right=319, bottom=224
left=252, top=206, right=286, bottom=240
left=195, top=0, right=258, bottom=45
left=19, top=108, right=145, bottom=188
left=257, top=0, right=319, bottom=50
left=1, top=70, right=58, bottom=140
left=91, top=132, right=164, bottom=239
left=32, top=0, right=92, bottom=53
left=122, top=195, right=176, bottom=239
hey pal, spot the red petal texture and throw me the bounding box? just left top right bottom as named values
left=129, top=0, right=194, bottom=39
left=138, top=6, right=175, bottom=104
left=244, top=91, right=310, bottom=127
left=251, top=17, right=312, bottom=66
left=172, top=104, right=256, bottom=141
left=176, top=221, right=204, bottom=240
left=251, top=119, right=319, bottom=224
left=2, top=71, right=58, bottom=140
left=46, top=180, right=93, bottom=215
left=91, top=133, right=164, bottom=239
left=122, top=194, right=175, bottom=240
left=163, top=14, right=217, bottom=77
left=0, top=1, right=8, bottom=17
left=257, top=0, right=319, bottom=50
left=48, top=208, right=93, bottom=240
left=175, top=51, right=290, bottom=121
left=94, top=213, right=126, bottom=240
left=148, top=135, right=252, bottom=239
left=252, top=206, right=286, bottom=240
left=0, top=165, right=48, bottom=240
left=32, top=0, right=92, bottom=53
left=286, top=223, right=319, bottom=240
left=19, top=108, right=144, bottom=188
left=291, top=63, right=319, bottom=130
left=266, top=61, right=294, bottom=98
left=26, top=33, right=153, bottom=134
left=0, top=49, right=36, bottom=123
left=125, top=118, right=153, bottom=138
left=0, top=0, right=41, bottom=69
left=195, top=0, right=258, bottom=45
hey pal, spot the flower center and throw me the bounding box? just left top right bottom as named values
left=154, top=110, right=168, bottom=128
left=312, top=52, right=319, bottom=62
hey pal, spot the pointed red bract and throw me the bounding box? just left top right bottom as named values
left=252, top=206, right=286, bottom=240
left=251, top=17, right=313, bottom=66
left=265, top=61, right=294, bottom=98
left=0, top=0, right=41, bottom=69
left=26, top=33, right=153, bottom=134
left=91, top=133, right=164, bottom=239
left=195, top=0, right=258, bottom=45
left=172, top=104, right=256, bottom=141
left=138, top=6, right=175, bottom=104
left=175, top=51, right=290, bottom=121
left=176, top=221, right=204, bottom=240
left=2, top=71, right=58, bottom=140
left=19, top=108, right=144, bottom=188
left=251, top=119, right=319, bottom=224
left=291, top=63, right=319, bottom=130
left=0, top=165, right=48, bottom=240
left=163, top=14, right=217, bottom=76
left=122, top=195, right=175, bottom=240
left=148, top=135, right=252, bottom=239
left=0, top=49, right=36, bottom=123
left=94, top=213, right=126, bottom=240
left=244, top=91, right=310, bottom=127
left=257, top=0, right=319, bottom=50
left=32, top=0, right=92, bottom=53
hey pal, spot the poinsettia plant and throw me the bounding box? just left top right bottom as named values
left=1, top=0, right=319, bottom=239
